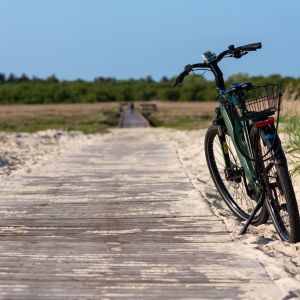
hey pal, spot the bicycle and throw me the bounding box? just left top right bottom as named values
left=175, top=42, right=300, bottom=243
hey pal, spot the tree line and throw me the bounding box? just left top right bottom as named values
left=0, top=72, right=299, bottom=104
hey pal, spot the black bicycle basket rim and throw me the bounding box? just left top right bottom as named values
left=240, top=84, right=282, bottom=116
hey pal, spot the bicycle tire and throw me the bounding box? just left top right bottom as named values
left=252, top=125, right=300, bottom=242
left=205, top=124, right=268, bottom=225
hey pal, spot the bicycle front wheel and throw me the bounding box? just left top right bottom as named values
left=205, top=125, right=268, bottom=225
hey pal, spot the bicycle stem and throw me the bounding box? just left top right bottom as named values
left=209, top=62, right=226, bottom=90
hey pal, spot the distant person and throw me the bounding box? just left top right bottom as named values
left=130, top=102, right=134, bottom=114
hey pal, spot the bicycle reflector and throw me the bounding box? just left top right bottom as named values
left=255, top=117, right=274, bottom=127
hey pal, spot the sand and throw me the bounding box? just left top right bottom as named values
left=0, top=130, right=91, bottom=178
left=159, top=128, right=300, bottom=297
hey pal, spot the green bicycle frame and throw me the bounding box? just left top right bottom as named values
left=218, top=92, right=258, bottom=185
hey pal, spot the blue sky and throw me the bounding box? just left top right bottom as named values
left=0, top=0, right=299, bottom=81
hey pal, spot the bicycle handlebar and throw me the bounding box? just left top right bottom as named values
left=175, top=42, right=262, bottom=86
left=174, top=63, right=208, bottom=86
left=217, top=42, right=262, bottom=61
left=237, top=42, right=262, bottom=51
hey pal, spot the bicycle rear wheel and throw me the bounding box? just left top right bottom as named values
left=205, top=125, right=268, bottom=225
left=252, top=125, right=300, bottom=242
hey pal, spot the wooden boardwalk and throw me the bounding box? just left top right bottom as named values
left=0, top=130, right=280, bottom=299
left=120, top=109, right=149, bottom=128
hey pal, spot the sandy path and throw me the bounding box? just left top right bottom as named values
left=0, top=130, right=91, bottom=178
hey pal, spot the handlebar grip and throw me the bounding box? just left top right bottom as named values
left=174, top=64, right=193, bottom=86
left=174, top=70, right=188, bottom=86
left=238, top=42, right=262, bottom=51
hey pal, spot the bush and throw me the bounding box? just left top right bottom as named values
left=0, top=72, right=299, bottom=104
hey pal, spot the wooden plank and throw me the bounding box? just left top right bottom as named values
left=120, top=109, right=149, bottom=128
left=0, top=129, right=280, bottom=299
left=0, top=281, right=270, bottom=300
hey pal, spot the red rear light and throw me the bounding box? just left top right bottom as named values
left=255, top=117, right=275, bottom=127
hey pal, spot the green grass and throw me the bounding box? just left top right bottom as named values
left=0, top=109, right=119, bottom=134
left=161, top=116, right=212, bottom=130
left=145, top=114, right=212, bottom=130
left=283, top=115, right=300, bottom=175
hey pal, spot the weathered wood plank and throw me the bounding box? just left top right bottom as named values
left=0, top=281, right=267, bottom=300
left=0, top=129, right=280, bottom=299
left=120, top=109, right=149, bottom=128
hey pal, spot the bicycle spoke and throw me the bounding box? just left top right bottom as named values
left=212, top=134, right=258, bottom=216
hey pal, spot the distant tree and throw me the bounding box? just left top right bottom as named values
left=32, top=76, right=43, bottom=82
left=158, top=88, right=180, bottom=101
left=226, top=73, right=250, bottom=85
left=94, top=76, right=104, bottom=82
left=7, top=73, right=17, bottom=83
left=0, top=73, right=5, bottom=83
left=145, top=75, right=154, bottom=83
left=138, top=88, right=157, bottom=101
left=75, top=78, right=86, bottom=83
left=18, top=73, right=30, bottom=82
left=46, top=75, right=59, bottom=83
left=0, top=71, right=298, bottom=104
left=94, top=76, right=116, bottom=82
left=160, top=76, right=169, bottom=83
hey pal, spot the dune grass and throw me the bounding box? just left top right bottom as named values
left=141, top=101, right=217, bottom=130
left=0, top=103, right=120, bottom=133
left=148, top=115, right=212, bottom=130
left=283, top=115, right=300, bottom=175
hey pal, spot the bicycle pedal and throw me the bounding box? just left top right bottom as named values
left=224, top=166, right=242, bottom=183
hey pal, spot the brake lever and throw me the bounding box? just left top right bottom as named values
left=233, top=50, right=248, bottom=58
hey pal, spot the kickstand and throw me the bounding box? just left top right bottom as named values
left=239, top=192, right=265, bottom=235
